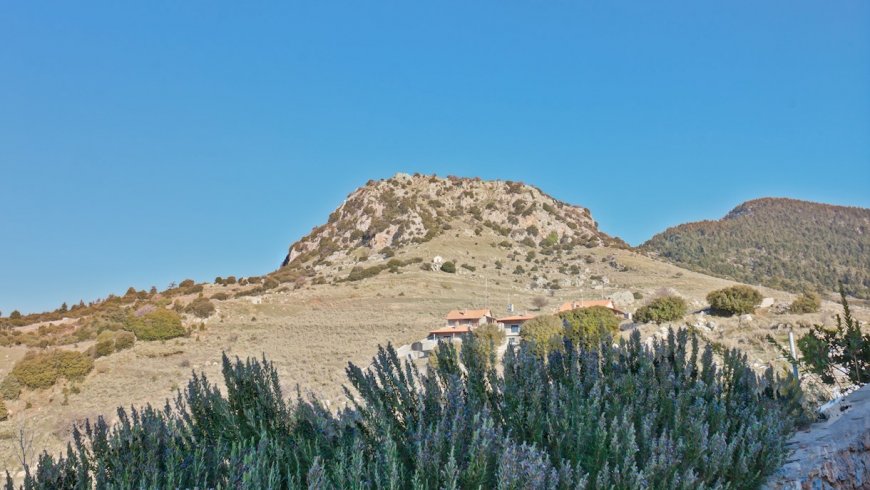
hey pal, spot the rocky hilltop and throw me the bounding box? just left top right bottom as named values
left=642, top=198, right=870, bottom=299
left=278, top=173, right=625, bottom=280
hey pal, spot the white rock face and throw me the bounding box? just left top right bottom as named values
left=608, top=290, right=636, bottom=307
left=764, top=384, right=870, bottom=489
left=760, top=297, right=775, bottom=308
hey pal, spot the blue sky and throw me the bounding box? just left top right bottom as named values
left=1, top=1, right=868, bottom=314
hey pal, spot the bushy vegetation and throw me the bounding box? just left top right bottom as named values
left=8, top=350, right=94, bottom=390
left=185, top=297, right=216, bottom=318
left=642, top=198, right=870, bottom=298
left=706, top=285, right=762, bottom=316
left=795, top=286, right=869, bottom=386
left=440, top=261, right=456, bottom=273
left=125, top=309, right=185, bottom=341
left=470, top=322, right=505, bottom=363
left=0, top=376, right=21, bottom=400
left=518, top=315, right=564, bottom=356
left=789, top=292, right=821, bottom=314
left=559, top=306, right=620, bottom=349
left=634, top=295, right=687, bottom=324
left=11, top=329, right=801, bottom=488
left=0, top=399, right=7, bottom=421
left=91, top=330, right=136, bottom=358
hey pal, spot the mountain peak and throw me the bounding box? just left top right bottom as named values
left=278, top=174, right=625, bottom=278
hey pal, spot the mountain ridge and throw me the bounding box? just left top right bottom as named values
left=641, top=197, right=870, bottom=298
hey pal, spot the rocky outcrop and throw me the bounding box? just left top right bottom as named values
left=765, top=384, right=870, bottom=489
left=279, top=173, right=624, bottom=275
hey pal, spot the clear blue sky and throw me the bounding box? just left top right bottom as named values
left=1, top=1, right=868, bottom=314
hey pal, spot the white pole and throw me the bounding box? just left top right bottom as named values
left=788, top=329, right=800, bottom=380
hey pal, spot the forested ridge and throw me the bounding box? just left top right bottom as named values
left=642, top=198, right=870, bottom=298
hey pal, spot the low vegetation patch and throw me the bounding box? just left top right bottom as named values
left=559, top=306, right=620, bottom=349
left=634, top=295, right=687, bottom=324
left=12, top=330, right=802, bottom=488
left=706, top=285, right=762, bottom=316
left=185, top=297, right=216, bottom=319
left=8, top=350, right=94, bottom=390
left=790, top=292, right=821, bottom=314
left=125, top=309, right=185, bottom=341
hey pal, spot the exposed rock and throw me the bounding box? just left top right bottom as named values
left=760, top=297, right=776, bottom=308
left=279, top=174, right=625, bottom=276
left=608, top=290, right=636, bottom=307
left=765, top=384, right=870, bottom=489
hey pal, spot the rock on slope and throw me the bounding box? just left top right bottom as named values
left=764, top=384, right=870, bottom=489
left=277, top=173, right=626, bottom=281
left=641, top=198, right=870, bottom=299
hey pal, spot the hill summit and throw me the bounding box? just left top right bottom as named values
left=642, top=197, right=870, bottom=298
left=278, top=173, right=625, bottom=279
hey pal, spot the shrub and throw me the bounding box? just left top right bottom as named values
left=186, top=297, right=216, bottom=319
left=634, top=295, right=687, bottom=324
left=471, top=323, right=505, bottom=364
left=179, top=279, right=195, bottom=288
left=518, top=315, right=564, bottom=355
left=440, top=261, right=456, bottom=273
left=633, top=291, right=644, bottom=300
left=0, top=376, right=21, bottom=400
left=0, top=399, right=7, bottom=421
left=559, top=306, right=620, bottom=349
left=795, top=286, right=869, bottom=385
left=10, top=311, right=21, bottom=320
left=94, top=332, right=115, bottom=358
left=531, top=296, right=548, bottom=310
left=460, top=264, right=476, bottom=272
left=126, top=309, right=185, bottom=341
left=211, top=292, right=229, bottom=301
left=114, top=331, right=136, bottom=351
left=790, top=292, right=821, bottom=314
left=262, top=277, right=280, bottom=290
left=11, top=350, right=94, bottom=389
left=706, top=285, right=763, bottom=315
left=14, top=330, right=800, bottom=488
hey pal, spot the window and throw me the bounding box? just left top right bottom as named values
left=510, top=324, right=520, bottom=334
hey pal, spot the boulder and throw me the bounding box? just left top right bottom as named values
left=608, top=290, right=636, bottom=307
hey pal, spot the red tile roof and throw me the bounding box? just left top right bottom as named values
left=497, top=314, right=536, bottom=323
left=445, top=309, right=492, bottom=321
left=429, top=326, right=474, bottom=335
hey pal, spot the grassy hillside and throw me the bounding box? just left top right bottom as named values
left=641, top=198, right=870, bottom=298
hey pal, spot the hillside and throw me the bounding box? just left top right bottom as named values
left=2, top=178, right=868, bottom=478
left=274, top=173, right=626, bottom=283
left=641, top=198, right=870, bottom=299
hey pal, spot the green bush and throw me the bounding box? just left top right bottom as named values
left=559, top=306, right=620, bottom=349
left=634, top=295, right=687, bottom=324
left=440, top=261, right=456, bottom=273
left=0, top=375, right=21, bottom=400
left=706, top=285, right=763, bottom=316
left=795, top=286, right=869, bottom=385
left=13, top=330, right=801, bottom=488
left=790, top=292, right=821, bottom=314
left=113, top=331, right=135, bottom=351
left=11, top=350, right=94, bottom=389
left=0, top=399, right=7, bottom=421
left=186, top=297, right=216, bottom=319
left=471, top=323, right=505, bottom=363
left=93, top=332, right=115, bottom=358
left=126, top=309, right=185, bottom=341
left=518, top=315, right=564, bottom=356
left=211, top=292, right=229, bottom=301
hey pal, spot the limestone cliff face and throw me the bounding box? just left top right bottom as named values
left=279, top=173, right=624, bottom=274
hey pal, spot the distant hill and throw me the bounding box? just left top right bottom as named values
left=275, top=173, right=627, bottom=282
left=641, top=198, right=870, bottom=298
